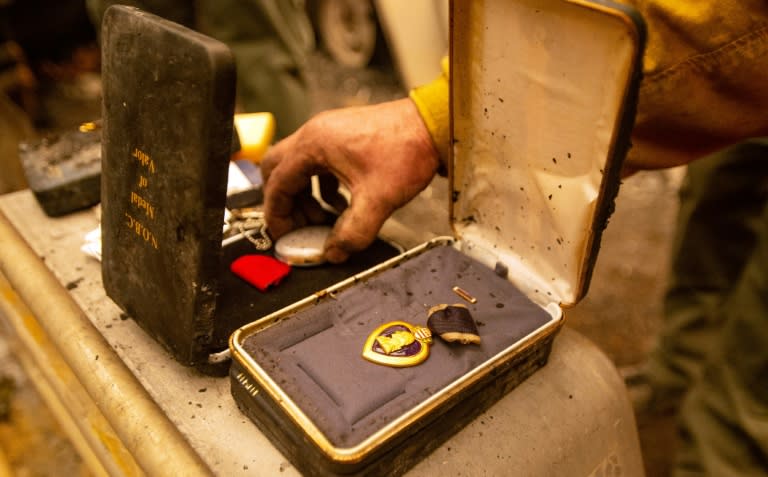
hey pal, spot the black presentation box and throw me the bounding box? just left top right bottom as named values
left=99, top=6, right=400, bottom=374
left=229, top=0, right=645, bottom=475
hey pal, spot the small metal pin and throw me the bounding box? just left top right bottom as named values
left=452, top=286, right=477, bottom=304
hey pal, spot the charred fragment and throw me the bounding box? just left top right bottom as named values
left=427, top=304, right=481, bottom=345
left=494, top=261, right=509, bottom=278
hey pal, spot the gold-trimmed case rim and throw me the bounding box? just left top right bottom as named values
left=230, top=238, right=564, bottom=464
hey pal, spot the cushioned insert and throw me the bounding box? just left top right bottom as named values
left=241, top=244, right=554, bottom=447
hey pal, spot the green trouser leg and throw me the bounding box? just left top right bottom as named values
left=643, top=139, right=768, bottom=409
left=86, top=0, right=314, bottom=140
left=673, top=200, right=768, bottom=476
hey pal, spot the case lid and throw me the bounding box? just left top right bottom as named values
left=451, top=0, right=644, bottom=306
left=100, top=6, right=235, bottom=365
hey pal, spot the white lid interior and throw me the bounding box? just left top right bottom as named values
left=451, top=0, right=641, bottom=306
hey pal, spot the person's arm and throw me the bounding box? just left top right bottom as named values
left=262, top=1, right=768, bottom=263
left=409, top=3, right=768, bottom=175
left=621, top=0, right=768, bottom=174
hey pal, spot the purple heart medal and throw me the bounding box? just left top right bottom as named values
left=362, top=321, right=433, bottom=367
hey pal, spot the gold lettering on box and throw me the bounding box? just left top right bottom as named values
left=124, top=212, right=159, bottom=250
left=132, top=148, right=156, bottom=174
left=130, top=191, right=155, bottom=219
left=236, top=372, right=260, bottom=398
left=125, top=146, right=160, bottom=251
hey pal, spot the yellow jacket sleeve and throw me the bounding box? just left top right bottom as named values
left=410, top=3, right=768, bottom=174
left=620, top=0, right=768, bottom=173
left=409, top=57, right=450, bottom=165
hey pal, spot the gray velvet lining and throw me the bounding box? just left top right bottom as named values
left=241, top=244, right=554, bottom=447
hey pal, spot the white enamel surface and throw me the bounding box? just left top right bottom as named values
left=452, top=0, right=636, bottom=305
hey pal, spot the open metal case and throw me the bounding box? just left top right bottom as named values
left=229, top=0, right=645, bottom=475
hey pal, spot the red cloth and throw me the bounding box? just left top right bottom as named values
left=230, top=255, right=291, bottom=292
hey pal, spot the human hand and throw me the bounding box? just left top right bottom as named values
left=261, top=98, right=441, bottom=263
